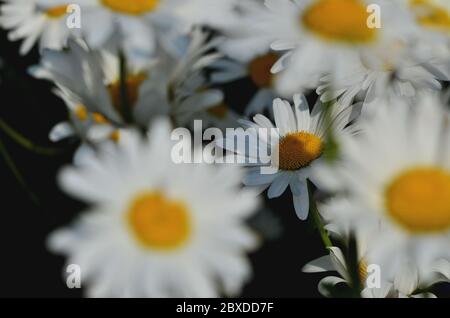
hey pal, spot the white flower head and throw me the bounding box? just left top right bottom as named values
left=317, top=53, right=450, bottom=114
left=37, top=0, right=244, bottom=60
left=48, top=119, right=261, bottom=297
left=0, top=0, right=78, bottom=55
left=220, top=95, right=358, bottom=220
left=315, top=92, right=450, bottom=281
left=259, top=0, right=414, bottom=96
left=31, top=29, right=230, bottom=147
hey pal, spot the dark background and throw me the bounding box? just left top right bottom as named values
left=0, top=28, right=329, bottom=298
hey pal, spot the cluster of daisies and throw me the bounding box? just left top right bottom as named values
left=1, top=0, right=450, bottom=298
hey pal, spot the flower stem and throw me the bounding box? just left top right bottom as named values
left=0, top=118, right=63, bottom=156
left=119, top=51, right=133, bottom=123
left=0, top=137, right=40, bottom=206
left=308, top=182, right=332, bottom=249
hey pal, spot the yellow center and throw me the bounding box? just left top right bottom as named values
left=385, top=167, right=450, bottom=233
left=45, top=5, right=68, bottom=18
left=101, top=0, right=160, bottom=15
left=248, top=53, right=279, bottom=88
left=127, top=192, right=191, bottom=250
left=410, top=0, right=450, bottom=32
left=107, top=73, right=147, bottom=113
left=276, top=132, right=323, bottom=171
left=301, top=0, right=377, bottom=44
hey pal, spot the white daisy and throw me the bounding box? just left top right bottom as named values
left=47, top=119, right=260, bottom=297
left=31, top=30, right=228, bottom=141
left=30, top=39, right=166, bottom=141
left=317, top=54, right=450, bottom=114
left=396, top=0, right=450, bottom=59
left=39, top=0, right=243, bottom=60
left=0, top=0, right=77, bottom=55
left=314, top=92, right=450, bottom=282
left=36, top=0, right=176, bottom=58
left=219, top=95, right=358, bottom=220
left=258, top=0, right=413, bottom=96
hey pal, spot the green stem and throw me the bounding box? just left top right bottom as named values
left=308, top=182, right=332, bottom=249
left=0, top=137, right=40, bottom=206
left=119, top=52, right=132, bottom=123
left=0, top=118, right=63, bottom=156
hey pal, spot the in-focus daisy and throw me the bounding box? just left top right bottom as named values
left=315, top=92, right=450, bottom=281
left=248, top=0, right=413, bottom=96
left=0, top=0, right=78, bottom=55
left=47, top=119, right=260, bottom=297
left=211, top=52, right=279, bottom=116
left=220, top=95, right=358, bottom=220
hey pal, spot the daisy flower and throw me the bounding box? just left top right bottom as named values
left=314, top=92, right=450, bottom=281
left=40, top=0, right=243, bottom=59
left=37, top=0, right=180, bottom=58
left=0, top=0, right=77, bottom=55
left=47, top=119, right=260, bottom=297
left=31, top=29, right=228, bottom=141
left=30, top=39, right=166, bottom=140
left=257, top=0, right=413, bottom=96
left=317, top=54, right=450, bottom=114
left=397, top=0, right=450, bottom=58
left=220, top=95, right=358, bottom=220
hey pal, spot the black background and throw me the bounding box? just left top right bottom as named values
left=0, top=28, right=330, bottom=298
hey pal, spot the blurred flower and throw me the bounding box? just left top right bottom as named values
left=38, top=0, right=242, bottom=60
left=303, top=246, right=438, bottom=298
left=47, top=119, right=260, bottom=297
left=0, top=0, right=78, bottom=55
left=31, top=29, right=230, bottom=147
left=398, top=0, right=450, bottom=58
left=220, top=95, right=357, bottom=220
left=224, top=0, right=413, bottom=96
left=317, top=52, right=450, bottom=114
left=315, top=92, right=450, bottom=282
left=210, top=52, right=279, bottom=116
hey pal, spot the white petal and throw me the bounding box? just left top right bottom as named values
left=302, top=255, right=335, bottom=273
